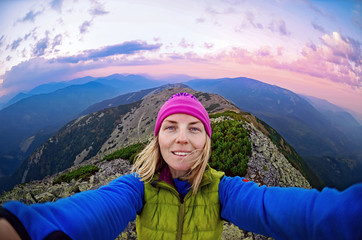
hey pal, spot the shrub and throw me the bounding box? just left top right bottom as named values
left=54, top=165, right=99, bottom=184
left=102, top=142, right=146, bottom=164
left=210, top=118, right=251, bottom=177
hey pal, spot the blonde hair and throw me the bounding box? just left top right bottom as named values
left=132, top=135, right=211, bottom=194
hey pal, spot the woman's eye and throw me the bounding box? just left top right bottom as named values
left=166, top=126, right=175, bottom=131
left=190, top=127, right=200, bottom=132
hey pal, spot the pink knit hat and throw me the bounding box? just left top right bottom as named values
left=154, top=92, right=212, bottom=138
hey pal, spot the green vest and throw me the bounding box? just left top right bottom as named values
left=136, top=166, right=225, bottom=240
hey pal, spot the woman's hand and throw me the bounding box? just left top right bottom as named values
left=0, top=218, right=21, bottom=240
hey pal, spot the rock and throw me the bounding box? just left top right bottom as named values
left=78, top=182, right=91, bottom=192
left=89, top=175, right=95, bottom=184
left=24, top=193, right=36, bottom=204
left=34, top=192, right=55, bottom=203
left=243, top=121, right=311, bottom=189
left=221, top=222, right=244, bottom=239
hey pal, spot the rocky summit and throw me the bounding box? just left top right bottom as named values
left=1, top=87, right=311, bottom=240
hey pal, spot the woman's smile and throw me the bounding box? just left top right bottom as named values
left=172, top=151, right=191, bottom=156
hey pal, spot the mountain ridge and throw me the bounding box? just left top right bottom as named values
left=80, top=83, right=189, bottom=116
left=0, top=87, right=318, bottom=192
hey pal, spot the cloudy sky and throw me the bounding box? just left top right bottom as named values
left=0, top=0, right=361, bottom=117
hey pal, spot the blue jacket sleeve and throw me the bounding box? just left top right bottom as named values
left=219, top=176, right=362, bottom=240
left=1, top=174, right=144, bottom=240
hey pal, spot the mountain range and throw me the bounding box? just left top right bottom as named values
left=0, top=75, right=361, bottom=191
left=0, top=74, right=162, bottom=176
left=186, top=77, right=362, bottom=189
left=0, top=87, right=319, bottom=194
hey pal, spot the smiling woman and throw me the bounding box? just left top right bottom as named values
left=0, top=92, right=362, bottom=240
left=133, top=92, right=213, bottom=195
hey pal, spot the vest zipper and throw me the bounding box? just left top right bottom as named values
left=152, top=180, right=186, bottom=239
left=154, top=179, right=214, bottom=239
left=177, top=194, right=185, bottom=240
left=175, top=175, right=213, bottom=239
left=149, top=167, right=220, bottom=239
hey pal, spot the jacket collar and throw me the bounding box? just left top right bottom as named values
left=158, top=164, right=213, bottom=188
left=159, top=164, right=176, bottom=188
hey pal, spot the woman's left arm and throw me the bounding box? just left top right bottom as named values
left=219, top=176, right=362, bottom=240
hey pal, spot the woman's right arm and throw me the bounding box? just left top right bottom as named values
left=0, top=174, right=144, bottom=240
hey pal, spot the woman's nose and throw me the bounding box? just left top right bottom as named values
left=176, top=129, right=189, bottom=143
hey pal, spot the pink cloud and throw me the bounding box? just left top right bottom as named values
left=178, top=38, right=194, bottom=48
left=203, top=42, right=214, bottom=49
left=295, top=32, right=361, bottom=86
left=215, top=32, right=361, bottom=88
left=235, top=11, right=290, bottom=36
left=0, top=41, right=163, bottom=95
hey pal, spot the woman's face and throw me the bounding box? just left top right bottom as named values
left=158, top=113, right=207, bottom=178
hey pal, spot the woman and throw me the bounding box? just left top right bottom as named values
left=0, top=92, right=361, bottom=240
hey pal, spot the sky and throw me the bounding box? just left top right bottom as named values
left=0, top=0, right=361, bottom=118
